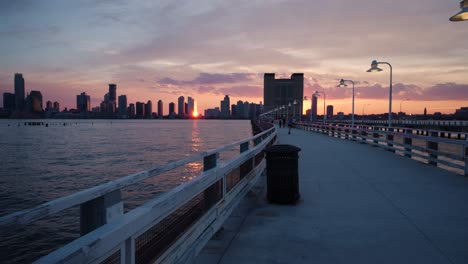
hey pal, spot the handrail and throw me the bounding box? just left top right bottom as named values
left=0, top=126, right=275, bottom=226
left=35, top=124, right=277, bottom=264
left=296, top=122, right=467, bottom=176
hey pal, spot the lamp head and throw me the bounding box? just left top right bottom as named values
left=293, top=100, right=297, bottom=105
left=450, top=0, right=468, bottom=21
left=288, top=102, right=292, bottom=107
left=337, top=79, right=348, bottom=87
left=367, top=60, right=383, bottom=72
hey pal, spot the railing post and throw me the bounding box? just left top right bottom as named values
left=80, top=190, right=123, bottom=236
left=387, top=128, right=395, bottom=153
left=404, top=129, right=412, bottom=158
left=427, top=132, right=438, bottom=166
left=203, top=153, right=217, bottom=171
left=124, top=237, right=136, bottom=264
left=361, top=128, right=367, bottom=144
left=373, top=127, right=379, bottom=146
left=240, top=142, right=249, bottom=153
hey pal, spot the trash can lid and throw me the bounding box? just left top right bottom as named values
left=265, top=144, right=301, bottom=153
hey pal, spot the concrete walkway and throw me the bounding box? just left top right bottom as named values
left=196, top=126, right=468, bottom=264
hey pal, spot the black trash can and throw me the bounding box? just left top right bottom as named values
left=264, top=144, right=301, bottom=204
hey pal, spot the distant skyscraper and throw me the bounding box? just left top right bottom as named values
left=3, top=92, right=15, bottom=111
left=220, top=95, right=230, bottom=118
left=136, top=102, right=145, bottom=119
left=169, top=102, right=175, bottom=115
left=178, top=96, right=185, bottom=117
left=128, top=103, right=136, bottom=118
left=326, top=105, right=334, bottom=118
left=264, top=73, right=303, bottom=118
left=53, top=101, right=60, bottom=112
left=46, top=101, right=53, bottom=111
left=236, top=100, right=244, bottom=119
left=231, top=104, right=237, bottom=118
left=118, top=95, right=127, bottom=117
left=76, top=92, right=91, bottom=112
left=157, top=100, right=163, bottom=117
left=424, top=107, right=427, bottom=116
left=14, top=73, right=25, bottom=111
left=243, top=101, right=250, bottom=119
left=109, top=84, right=117, bottom=105
left=26, top=91, right=43, bottom=113
left=187, top=97, right=195, bottom=117
left=145, top=100, right=152, bottom=118
left=311, top=96, right=318, bottom=120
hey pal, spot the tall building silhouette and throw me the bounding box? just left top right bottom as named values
left=264, top=73, right=303, bottom=118
left=158, top=100, right=163, bottom=117
left=118, top=95, right=127, bottom=118
left=45, top=101, right=53, bottom=111
left=187, top=97, right=195, bottom=117
left=14, top=73, right=25, bottom=111
left=169, top=102, right=175, bottom=116
left=178, top=96, right=185, bottom=117
left=109, top=84, right=117, bottom=105
left=220, top=95, right=230, bottom=118
left=76, top=92, right=91, bottom=112
left=145, top=100, right=152, bottom=118
left=128, top=103, right=136, bottom=118
left=326, top=105, right=334, bottom=118
left=236, top=100, right=244, bottom=119
left=26, top=91, right=43, bottom=113
left=136, top=102, right=145, bottom=119
left=53, top=101, right=60, bottom=112
left=311, top=96, right=318, bottom=120
left=3, top=93, right=15, bottom=111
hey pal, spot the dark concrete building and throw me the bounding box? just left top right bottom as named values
left=145, top=100, right=152, bottom=118
left=169, top=102, right=175, bottom=116
left=327, top=105, right=334, bottom=118
left=264, top=73, right=303, bottom=118
left=136, top=102, right=145, bottom=119
left=109, top=84, right=117, bottom=105
left=178, top=96, right=185, bottom=118
left=3, top=92, right=15, bottom=111
left=77, top=92, right=91, bottom=112
left=157, top=100, right=163, bottom=117
left=311, top=95, right=318, bottom=121
left=14, top=73, right=25, bottom=111
left=26, top=91, right=43, bottom=113
left=118, top=95, right=127, bottom=118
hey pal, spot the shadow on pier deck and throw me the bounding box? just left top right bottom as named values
left=196, top=125, right=468, bottom=264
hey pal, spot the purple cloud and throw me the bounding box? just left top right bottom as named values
left=159, top=72, right=254, bottom=86
left=424, top=83, right=468, bottom=101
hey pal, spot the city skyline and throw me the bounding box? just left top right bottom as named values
left=0, top=1, right=467, bottom=114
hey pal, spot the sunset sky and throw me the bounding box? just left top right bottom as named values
left=0, top=0, right=467, bottom=115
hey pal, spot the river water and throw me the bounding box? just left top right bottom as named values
left=0, top=119, right=253, bottom=263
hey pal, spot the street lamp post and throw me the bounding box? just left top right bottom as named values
left=287, top=102, right=291, bottom=121
left=337, top=79, right=355, bottom=126
left=450, top=0, right=468, bottom=21
left=313, top=91, right=326, bottom=124
left=367, top=60, right=393, bottom=127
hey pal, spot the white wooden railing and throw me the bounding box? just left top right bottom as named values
left=0, top=123, right=277, bottom=264
left=329, top=119, right=468, bottom=128
left=296, top=122, right=468, bottom=176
